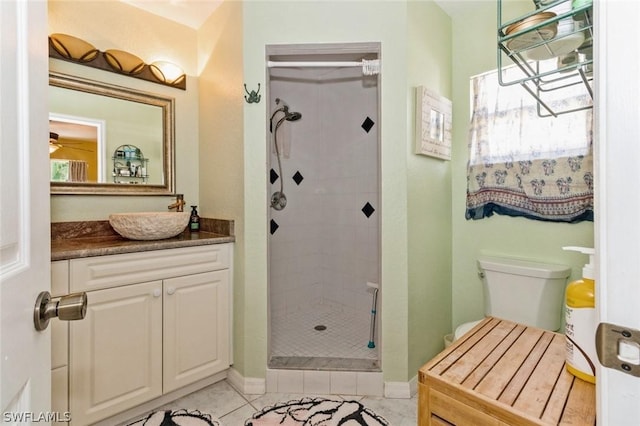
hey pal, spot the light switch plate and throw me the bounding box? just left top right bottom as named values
left=596, top=322, right=640, bottom=377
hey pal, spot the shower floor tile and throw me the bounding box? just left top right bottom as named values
left=270, top=301, right=378, bottom=361
left=269, top=356, right=380, bottom=371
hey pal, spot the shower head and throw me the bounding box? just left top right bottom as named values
left=270, top=100, right=301, bottom=131
left=274, top=110, right=302, bottom=132
left=285, top=111, right=302, bottom=121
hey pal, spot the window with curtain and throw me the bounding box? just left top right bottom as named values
left=466, top=67, right=593, bottom=222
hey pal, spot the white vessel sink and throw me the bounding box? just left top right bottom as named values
left=109, top=212, right=190, bottom=240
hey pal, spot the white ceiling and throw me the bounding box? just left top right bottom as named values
left=119, top=0, right=223, bottom=30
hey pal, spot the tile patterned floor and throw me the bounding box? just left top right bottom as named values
left=271, top=301, right=378, bottom=360
left=127, top=379, right=417, bottom=425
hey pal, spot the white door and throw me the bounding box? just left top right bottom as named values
left=0, top=0, right=51, bottom=421
left=596, top=1, right=640, bottom=424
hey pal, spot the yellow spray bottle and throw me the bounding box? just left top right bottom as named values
left=562, top=246, right=596, bottom=384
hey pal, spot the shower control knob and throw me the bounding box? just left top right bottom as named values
left=271, top=191, right=287, bottom=211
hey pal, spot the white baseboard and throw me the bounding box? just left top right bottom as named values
left=227, top=367, right=266, bottom=395
left=409, top=374, right=418, bottom=397
left=384, top=374, right=417, bottom=399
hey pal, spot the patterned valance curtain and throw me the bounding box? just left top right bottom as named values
left=466, top=68, right=593, bottom=222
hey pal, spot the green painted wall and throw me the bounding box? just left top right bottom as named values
left=242, top=0, right=409, bottom=382
left=48, top=0, right=200, bottom=221
left=49, top=0, right=590, bottom=386
left=407, top=1, right=453, bottom=377
left=240, top=1, right=452, bottom=382
left=197, top=1, right=246, bottom=372
left=448, top=1, right=594, bottom=330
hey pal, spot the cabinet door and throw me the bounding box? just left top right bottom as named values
left=69, top=281, right=163, bottom=425
left=51, top=261, right=70, bottom=425
left=163, top=270, right=230, bottom=393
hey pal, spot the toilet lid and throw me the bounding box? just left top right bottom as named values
left=454, top=320, right=483, bottom=340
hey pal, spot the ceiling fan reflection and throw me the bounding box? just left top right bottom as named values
left=49, top=132, right=95, bottom=153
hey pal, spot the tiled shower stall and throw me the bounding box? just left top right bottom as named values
left=267, top=45, right=380, bottom=370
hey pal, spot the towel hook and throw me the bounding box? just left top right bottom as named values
left=244, top=83, right=261, bottom=104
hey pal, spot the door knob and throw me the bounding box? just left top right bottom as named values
left=34, top=291, right=87, bottom=331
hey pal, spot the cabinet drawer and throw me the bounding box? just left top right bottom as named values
left=70, top=244, right=230, bottom=292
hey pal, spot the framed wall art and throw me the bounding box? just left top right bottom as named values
left=415, top=86, right=452, bottom=160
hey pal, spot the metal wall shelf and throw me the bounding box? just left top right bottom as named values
left=498, top=0, right=593, bottom=117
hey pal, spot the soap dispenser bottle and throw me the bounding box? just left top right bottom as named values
left=562, top=246, right=596, bottom=384
left=189, top=206, right=200, bottom=232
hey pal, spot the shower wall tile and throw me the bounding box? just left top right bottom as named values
left=269, top=65, right=379, bottom=352
left=278, top=370, right=304, bottom=393
left=270, top=295, right=286, bottom=319
left=356, top=372, right=384, bottom=397
left=266, top=369, right=279, bottom=393
left=361, top=116, right=375, bottom=133
left=267, top=368, right=380, bottom=396
left=270, top=168, right=279, bottom=184
left=330, top=371, right=357, bottom=395
left=303, top=371, right=331, bottom=394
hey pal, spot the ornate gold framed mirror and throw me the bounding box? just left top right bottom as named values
left=49, top=72, right=175, bottom=195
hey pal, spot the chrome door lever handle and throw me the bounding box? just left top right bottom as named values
left=34, top=291, right=87, bottom=331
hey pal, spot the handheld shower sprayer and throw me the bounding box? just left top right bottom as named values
left=270, top=99, right=302, bottom=211
left=270, top=98, right=290, bottom=132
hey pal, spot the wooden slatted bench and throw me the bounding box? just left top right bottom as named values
left=418, top=317, right=596, bottom=425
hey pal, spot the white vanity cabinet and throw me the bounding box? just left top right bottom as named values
left=52, top=243, right=232, bottom=426
left=51, top=260, right=71, bottom=426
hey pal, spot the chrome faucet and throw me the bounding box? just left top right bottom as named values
left=168, top=194, right=185, bottom=212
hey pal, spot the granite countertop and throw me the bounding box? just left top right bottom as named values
left=51, top=218, right=234, bottom=261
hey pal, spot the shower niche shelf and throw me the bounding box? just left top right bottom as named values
left=498, top=0, right=593, bottom=117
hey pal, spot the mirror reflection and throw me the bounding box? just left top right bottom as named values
left=49, top=72, right=175, bottom=195
left=49, top=114, right=105, bottom=182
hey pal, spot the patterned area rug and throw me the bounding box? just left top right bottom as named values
left=245, top=397, right=389, bottom=425
left=128, top=409, right=221, bottom=426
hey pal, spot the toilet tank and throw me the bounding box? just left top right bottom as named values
left=478, top=256, right=571, bottom=331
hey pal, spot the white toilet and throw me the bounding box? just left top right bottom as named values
left=453, top=256, right=572, bottom=341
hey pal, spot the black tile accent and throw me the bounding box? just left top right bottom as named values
left=270, top=219, right=279, bottom=235
left=270, top=168, right=279, bottom=184
left=361, top=116, right=375, bottom=133
left=362, top=202, right=375, bottom=218
left=292, top=171, right=304, bottom=185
